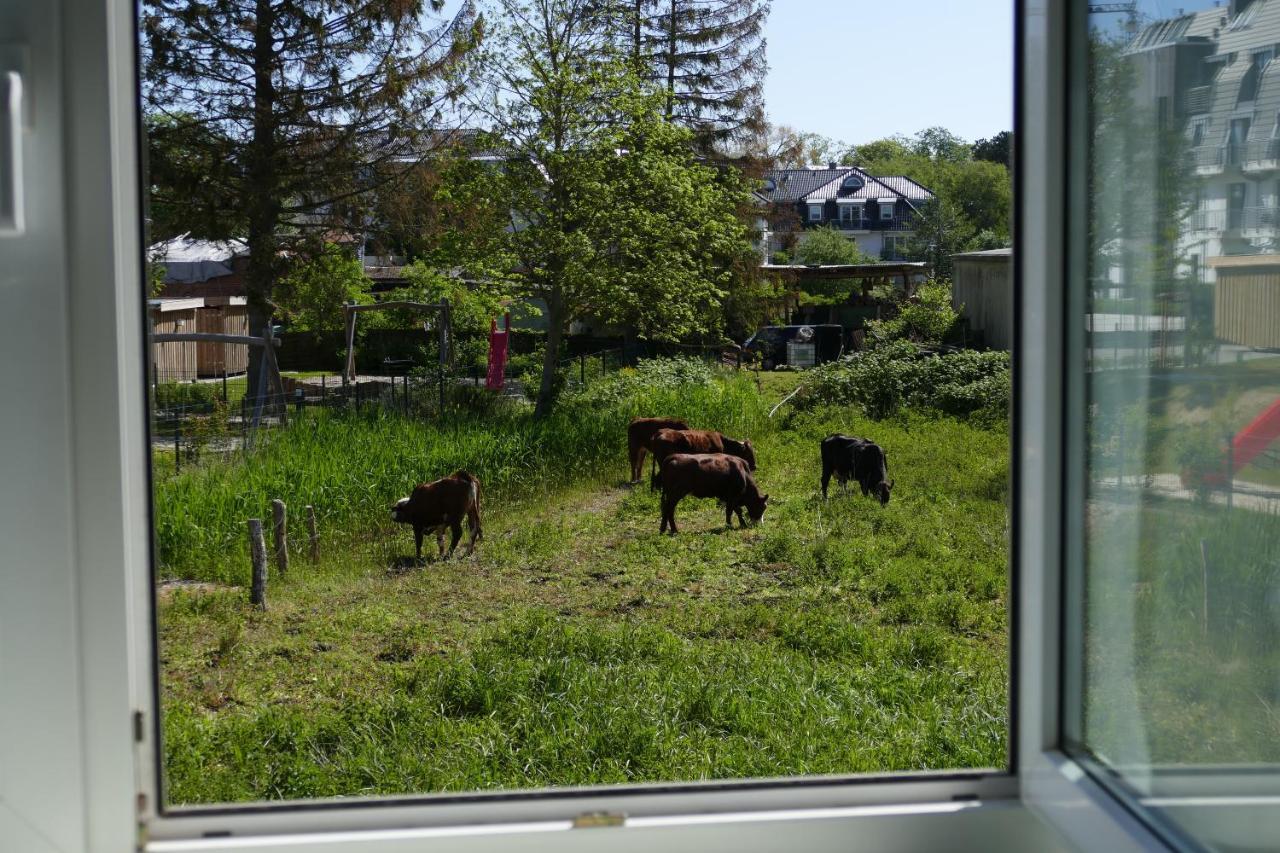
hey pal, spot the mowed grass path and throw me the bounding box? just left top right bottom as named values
left=160, top=401, right=1010, bottom=803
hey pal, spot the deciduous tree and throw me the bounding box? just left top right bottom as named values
left=141, top=0, right=479, bottom=399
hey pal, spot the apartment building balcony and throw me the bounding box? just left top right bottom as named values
left=1243, top=205, right=1280, bottom=232
left=1184, top=85, right=1212, bottom=115
left=1193, top=145, right=1224, bottom=174
left=1188, top=209, right=1225, bottom=232
left=1243, top=139, right=1280, bottom=171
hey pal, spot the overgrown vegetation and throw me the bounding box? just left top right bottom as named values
left=794, top=342, right=1010, bottom=421
left=158, top=364, right=1010, bottom=802
left=1086, top=503, right=1280, bottom=764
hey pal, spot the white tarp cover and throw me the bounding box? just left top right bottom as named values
left=151, top=233, right=247, bottom=284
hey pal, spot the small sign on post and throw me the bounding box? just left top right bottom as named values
left=248, top=519, right=267, bottom=609
left=271, top=499, right=288, bottom=577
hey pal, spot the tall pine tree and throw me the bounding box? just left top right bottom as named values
left=141, top=0, right=479, bottom=400
left=610, top=0, right=769, bottom=150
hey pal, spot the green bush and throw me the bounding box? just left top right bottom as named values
left=154, top=382, right=224, bottom=410
left=866, top=280, right=959, bottom=347
left=794, top=341, right=1010, bottom=420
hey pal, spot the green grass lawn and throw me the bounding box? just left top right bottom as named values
left=1084, top=498, right=1280, bottom=766
left=156, top=367, right=1010, bottom=804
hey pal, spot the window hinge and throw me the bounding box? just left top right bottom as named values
left=133, top=710, right=144, bottom=743
left=572, top=811, right=626, bottom=829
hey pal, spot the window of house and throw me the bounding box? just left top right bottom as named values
left=1191, top=118, right=1208, bottom=147
left=1237, top=49, right=1271, bottom=104
left=879, top=201, right=896, bottom=220
left=838, top=203, right=861, bottom=226
left=808, top=202, right=825, bottom=221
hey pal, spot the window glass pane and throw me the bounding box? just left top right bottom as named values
left=1078, top=3, right=1280, bottom=848
left=141, top=0, right=1014, bottom=808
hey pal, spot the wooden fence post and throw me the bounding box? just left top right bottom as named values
left=271, top=499, right=288, bottom=577
left=248, top=519, right=267, bottom=609
left=306, top=505, right=319, bottom=563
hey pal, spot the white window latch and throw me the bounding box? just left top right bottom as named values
left=0, top=45, right=29, bottom=237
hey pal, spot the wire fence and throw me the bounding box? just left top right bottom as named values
left=150, top=339, right=754, bottom=474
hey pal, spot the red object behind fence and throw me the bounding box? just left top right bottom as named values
left=1233, top=396, right=1280, bottom=472
left=486, top=314, right=511, bottom=391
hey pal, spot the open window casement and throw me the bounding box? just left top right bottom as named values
left=2, top=0, right=1265, bottom=850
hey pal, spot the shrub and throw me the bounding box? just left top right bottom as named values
left=866, top=280, right=959, bottom=347
left=794, top=341, right=1009, bottom=419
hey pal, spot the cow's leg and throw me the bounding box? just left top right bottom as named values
left=630, top=443, right=643, bottom=483
left=447, top=521, right=463, bottom=557
left=466, top=507, right=482, bottom=555
left=659, top=495, right=670, bottom=533
left=413, top=525, right=423, bottom=562
left=821, top=462, right=832, bottom=499
left=725, top=502, right=734, bottom=527
left=735, top=506, right=747, bottom=527
left=435, top=527, right=446, bottom=559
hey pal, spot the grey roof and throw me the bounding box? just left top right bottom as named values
left=760, top=167, right=850, bottom=203
left=1128, top=8, right=1220, bottom=52
left=761, top=166, right=934, bottom=204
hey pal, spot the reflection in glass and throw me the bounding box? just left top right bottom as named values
left=1079, top=2, right=1280, bottom=849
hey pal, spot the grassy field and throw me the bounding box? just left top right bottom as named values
left=156, top=364, right=1010, bottom=804
left=1084, top=497, right=1280, bottom=765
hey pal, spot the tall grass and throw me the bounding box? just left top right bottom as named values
left=155, top=360, right=764, bottom=581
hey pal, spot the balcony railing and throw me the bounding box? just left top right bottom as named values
left=1243, top=205, right=1280, bottom=229
left=1185, top=85, right=1212, bottom=115
left=1193, top=146, right=1224, bottom=169
left=813, top=215, right=914, bottom=232
left=1226, top=143, right=1246, bottom=166
left=833, top=217, right=867, bottom=230
left=1188, top=209, right=1225, bottom=231
left=1244, top=138, right=1280, bottom=168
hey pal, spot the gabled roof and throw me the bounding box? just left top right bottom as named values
left=760, top=166, right=935, bottom=205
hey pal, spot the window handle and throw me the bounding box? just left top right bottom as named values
left=0, top=70, right=23, bottom=235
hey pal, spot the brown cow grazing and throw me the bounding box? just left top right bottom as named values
left=658, top=453, right=768, bottom=535
left=648, top=428, right=756, bottom=490
left=627, top=416, right=690, bottom=483
left=390, top=471, right=483, bottom=561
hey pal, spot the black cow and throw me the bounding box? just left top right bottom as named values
left=820, top=434, right=894, bottom=504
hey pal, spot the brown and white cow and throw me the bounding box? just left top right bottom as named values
left=627, top=416, right=690, bottom=483
left=390, top=470, right=483, bottom=560
left=658, top=453, right=768, bottom=535
left=648, top=428, right=756, bottom=490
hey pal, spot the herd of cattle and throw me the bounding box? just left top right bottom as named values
left=390, top=418, right=894, bottom=559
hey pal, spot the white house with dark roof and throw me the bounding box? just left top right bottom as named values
left=756, top=164, right=935, bottom=262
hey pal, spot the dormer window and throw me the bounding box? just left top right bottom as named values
left=1238, top=49, right=1272, bottom=104
left=879, top=201, right=896, bottom=221
left=808, top=203, right=825, bottom=222
left=841, top=173, right=864, bottom=191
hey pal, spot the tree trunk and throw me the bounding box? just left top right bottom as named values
left=533, top=293, right=565, bottom=419
left=245, top=0, right=279, bottom=404
left=664, top=0, right=678, bottom=120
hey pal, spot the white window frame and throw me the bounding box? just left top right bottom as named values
left=807, top=202, right=824, bottom=222
left=879, top=202, right=896, bottom=221
left=0, top=0, right=1203, bottom=851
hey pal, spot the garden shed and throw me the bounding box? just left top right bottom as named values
left=195, top=296, right=250, bottom=376
left=149, top=297, right=203, bottom=381
left=952, top=248, right=1013, bottom=350
left=1209, top=255, right=1280, bottom=349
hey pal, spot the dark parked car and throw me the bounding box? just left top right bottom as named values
left=742, top=324, right=844, bottom=369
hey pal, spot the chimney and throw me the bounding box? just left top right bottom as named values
left=828, top=161, right=838, bottom=170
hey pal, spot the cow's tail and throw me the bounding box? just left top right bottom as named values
left=454, top=470, right=483, bottom=541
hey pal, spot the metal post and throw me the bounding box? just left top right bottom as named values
left=1226, top=434, right=1234, bottom=510
left=294, top=387, right=304, bottom=417
left=321, top=373, right=326, bottom=404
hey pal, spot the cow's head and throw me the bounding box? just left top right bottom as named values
left=876, top=479, right=895, bottom=506
left=390, top=497, right=411, bottom=523
left=740, top=439, right=757, bottom=471
left=747, top=492, right=769, bottom=524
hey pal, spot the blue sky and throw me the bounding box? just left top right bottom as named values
left=763, top=1, right=1014, bottom=145
left=439, top=1, right=1015, bottom=146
